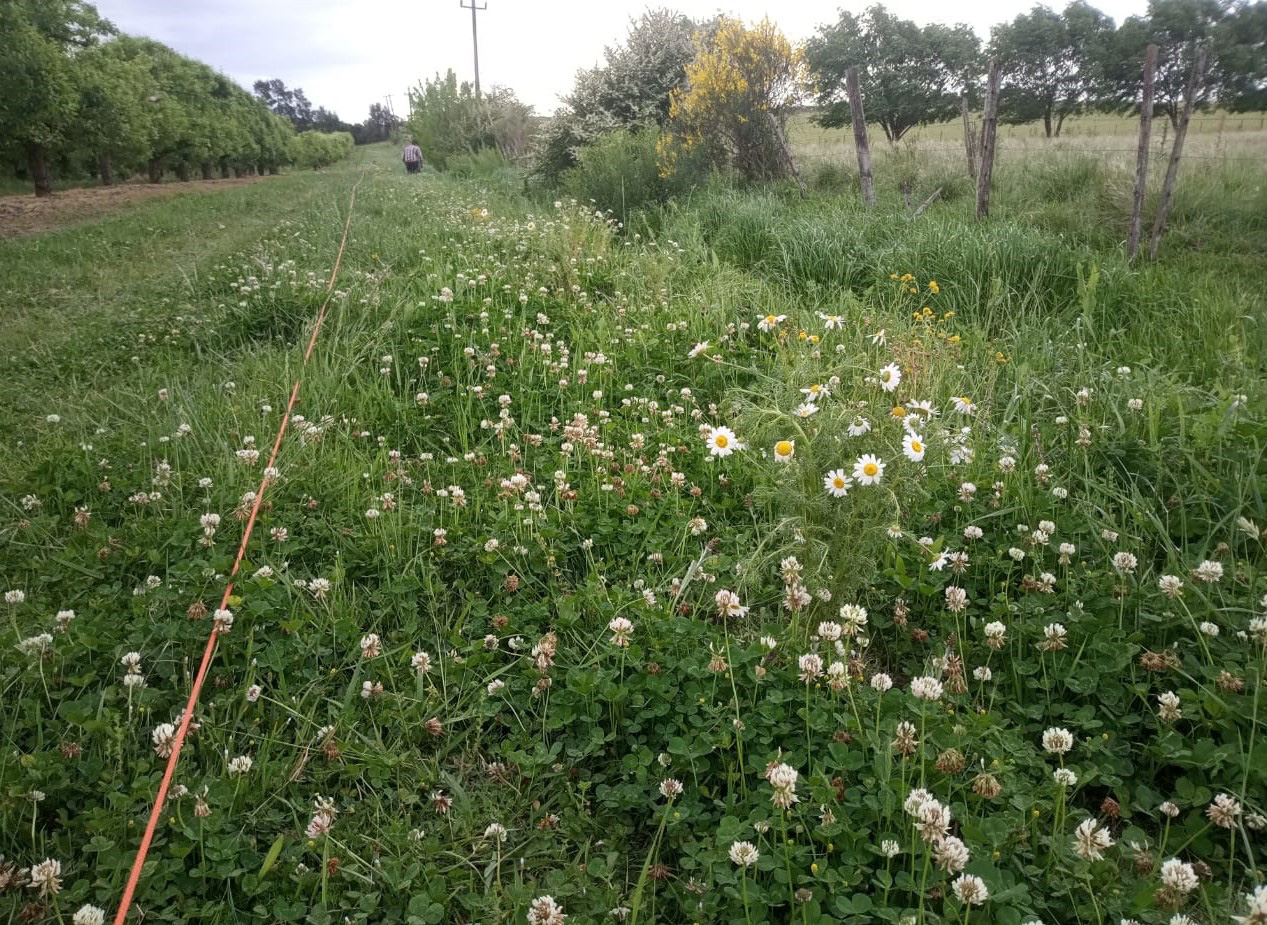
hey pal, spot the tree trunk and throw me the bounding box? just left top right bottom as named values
left=233, top=165, right=244, bottom=178
left=175, top=161, right=191, bottom=182
left=99, top=155, right=114, bottom=187
left=1043, top=109, right=1053, bottom=138
left=975, top=60, right=1002, bottom=220
left=1149, top=47, right=1206, bottom=260
left=1055, top=112, right=1068, bottom=137
left=220, top=160, right=230, bottom=179
left=200, top=160, right=213, bottom=180
left=25, top=142, right=53, bottom=197
left=1127, top=44, right=1158, bottom=264
left=148, top=159, right=163, bottom=183
left=257, top=162, right=266, bottom=176
left=846, top=67, right=876, bottom=208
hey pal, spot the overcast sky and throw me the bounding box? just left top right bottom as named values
left=92, top=0, right=1151, bottom=121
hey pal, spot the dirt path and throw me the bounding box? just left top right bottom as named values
left=0, top=176, right=272, bottom=239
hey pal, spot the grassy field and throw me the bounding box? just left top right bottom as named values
left=1, top=142, right=1265, bottom=924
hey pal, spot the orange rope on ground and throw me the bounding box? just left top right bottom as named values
left=112, top=172, right=364, bottom=925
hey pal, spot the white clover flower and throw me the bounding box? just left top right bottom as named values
left=952, top=873, right=988, bottom=905
left=728, top=840, right=760, bottom=867
left=1072, top=817, right=1113, bottom=860
left=1193, top=560, right=1223, bottom=583
left=74, top=906, right=106, bottom=925
left=871, top=673, right=893, bottom=692
left=1160, top=858, right=1199, bottom=894
left=608, top=616, right=633, bottom=648
left=910, top=676, right=943, bottom=701
left=526, top=895, right=565, bottom=925
left=658, top=778, right=683, bottom=799
left=1112, top=551, right=1138, bottom=573
left=1042, top=727, right=1074, bottom=755
left=27, top=858, right=62, bottom=897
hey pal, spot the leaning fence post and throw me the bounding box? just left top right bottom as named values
left=1148, top=46, right=1205, bottom=260
left=961, top=93, right=977, bottom=181
left=1127, top=43, right=1158, bottom=264
left=975, top=60, right=1001, bottom=219
left=845, top=66, right=876, bottom=207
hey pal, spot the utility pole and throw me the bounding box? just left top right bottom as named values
left=384, top=94, right=395, bottom=117
left=460, top=0, right=487, bottom=96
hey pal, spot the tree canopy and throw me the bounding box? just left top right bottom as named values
left=0, top=0, right=361, bottom=195
left=804, top=5, right=981, bottom=143
left=990, top=2, right=1115, bottom=136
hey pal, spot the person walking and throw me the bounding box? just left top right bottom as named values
left=402, top=140, right=424, bottom=174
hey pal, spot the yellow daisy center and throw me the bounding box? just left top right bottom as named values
left=833, top=477, right=845, bottom=488
left=775, top=441, right=793, bottom=457
left=891, top=407, right=906, bottom=418
left=714, top=434, right=729, bottom=448
left=863, top=463, right=878, bottom=477
left=765, top=315, right=776, bottom=325
left=912, top=441, right=922, bottom=453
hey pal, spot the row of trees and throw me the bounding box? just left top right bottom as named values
left=811, top=0, right=1266, bottom=143
left=529, top=0, right=1266, bottom=190
left=0, top=0, right=361, bottom=196
left=252, top=79, right=402, bottom=145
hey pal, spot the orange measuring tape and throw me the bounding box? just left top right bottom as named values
left=112, top=172, right=364, bottom=924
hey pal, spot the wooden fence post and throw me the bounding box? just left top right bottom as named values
left=845, top=67, right=875, bottom=207
left=1148, top=47, right=1205, bottom=260
left=961, top=93, right=977, bottom=181
left=1127, top=43, right=1158, bottom=264
left=975, top=60, right=1001, bottom=220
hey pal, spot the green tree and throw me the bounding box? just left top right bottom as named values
left=534, top=9, right=699, bottom=185
left=1099, top=0, right=1228, bottom=127
left=805, top=4, right=981, bottom=143
left=363, top=102, right=401, bottom=143
left=0, top=0, right=114, bottom=195
left=74, top=40, right=154, bottom=184
left=253, top=78, right=316, bottom=130
left=406, top=70, right=533, bottom=169
left=1213, top=1, right=1267, bottom=112
left=990, top=2, right=1115, bottom=137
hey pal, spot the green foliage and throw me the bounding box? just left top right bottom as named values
left=405, top=71, right=533, bottom=169
left=990, top=1, right=1116, bottom=137
left=665, top=17, right=806, bottom=182
left=0, top=0, right=316, bottom=193
left=291, top=131, right=355, bottom=169
left=1098, top=0, right=1267, bottom=126
left=805, top=4, right=982, bottom=143
left=560, top=128, right=707, bottom=220
left=72, top=42, right=153, bottom=181
left=533, top=9, right=698, bottom=185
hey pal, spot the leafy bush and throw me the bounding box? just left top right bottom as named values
left=406, top=71, right=533, bottom=169
left=532, top=9, right=698, bottom=186
left=290, top=131, right=354, bottom=169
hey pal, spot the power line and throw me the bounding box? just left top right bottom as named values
left=459, top=0, right=487, bottom=97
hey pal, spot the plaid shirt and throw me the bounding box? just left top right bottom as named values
left=403, top=144, right=423, bottom=164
